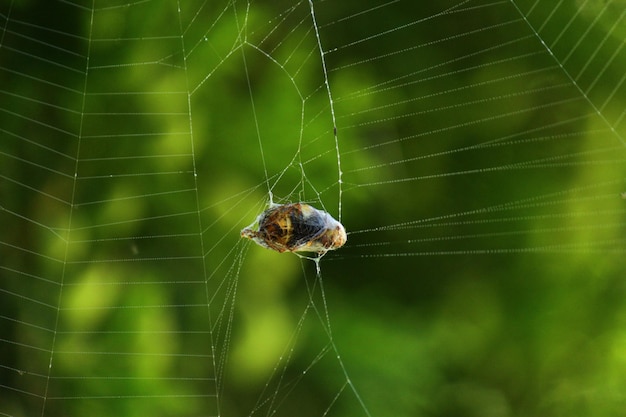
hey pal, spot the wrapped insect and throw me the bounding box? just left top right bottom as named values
left=241, top=203, right=347, bottom=254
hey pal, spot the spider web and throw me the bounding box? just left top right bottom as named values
left=1, top=1, right=625, bottom=416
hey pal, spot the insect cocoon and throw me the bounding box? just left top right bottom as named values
left=241, top=203, right=346, bottom=254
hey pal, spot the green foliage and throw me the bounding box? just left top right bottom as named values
left=1, top=1, right=625, bottom=417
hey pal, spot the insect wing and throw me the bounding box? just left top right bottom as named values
left=287, top=207, right=327, bottom=249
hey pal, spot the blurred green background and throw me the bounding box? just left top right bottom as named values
left=1, top=1, right=625, bottom=416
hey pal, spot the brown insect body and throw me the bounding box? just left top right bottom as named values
left=241, top=203, right=346, bottom=254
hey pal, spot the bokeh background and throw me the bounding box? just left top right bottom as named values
left=1, top=1, right=625, bottom=416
